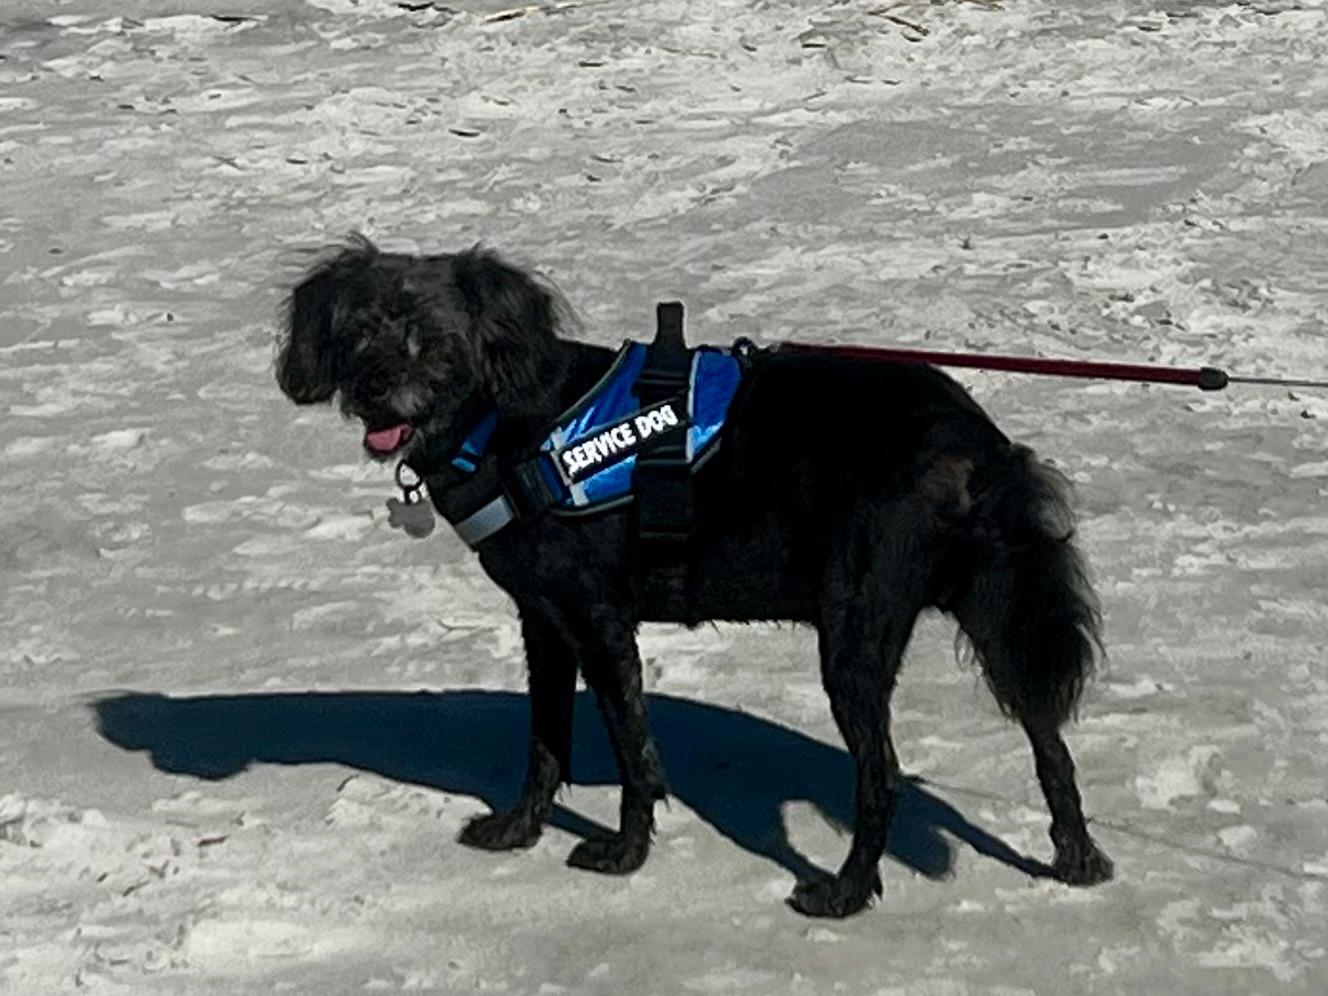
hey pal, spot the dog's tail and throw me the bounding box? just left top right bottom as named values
left=952, top=445, right=1102, bottom=727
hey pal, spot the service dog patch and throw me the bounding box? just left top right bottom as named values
left=554, top=397, right=688, bottom=484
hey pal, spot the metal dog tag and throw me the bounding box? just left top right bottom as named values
left=388, top=462, right=436, bottom=539
left=387, top=495, right=436, bottom=538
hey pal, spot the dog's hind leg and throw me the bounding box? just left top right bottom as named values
left=954, top=607, right=1112, bottom=884
left=459, top=603, right=577, bottom=851
left=1020, top=716, right=1114, bottom=885
left=953, top=448, right=1113, bottom=885
left=566, top=604, right=667, bottom=875
left=789, top=518, right=927, bottom=918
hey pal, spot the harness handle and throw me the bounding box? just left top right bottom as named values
left=652, top=301, right=689, bottom=367
left=634, top=301, right=696, bottom=551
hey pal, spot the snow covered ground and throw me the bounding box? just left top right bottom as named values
left=2, top=1, right=1327, bottom=992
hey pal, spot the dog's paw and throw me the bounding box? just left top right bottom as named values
left=786, top=870, right=882, bottom=919
left=1053, top=840, right=1114, bottom=886
left=457, top=809, right=543, bottom=851
left=566, top=832, right=649, bottom=875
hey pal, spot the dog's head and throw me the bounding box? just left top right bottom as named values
left=276, top=236, right=569, bottom=461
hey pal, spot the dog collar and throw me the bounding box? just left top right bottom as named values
left=449, top=411, right=499, bottom=474
left=393, top=409, right=510, bottom=547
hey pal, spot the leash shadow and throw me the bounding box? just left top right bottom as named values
left=93, top=689, right=1052, bottom=884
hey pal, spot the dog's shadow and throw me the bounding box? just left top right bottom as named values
left=93, top=689, right=1052, bottom=884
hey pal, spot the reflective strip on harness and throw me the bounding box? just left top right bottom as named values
left=452, top=494, right=515, bottom=548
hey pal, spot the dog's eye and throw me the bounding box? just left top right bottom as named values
left=352, top=326, right=400, bottom=355
left=352, top=327, right=380, bottom=353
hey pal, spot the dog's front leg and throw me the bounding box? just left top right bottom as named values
left=458, top=603, right=576, bottom=852
left=566, top=604, right=667, bottom=875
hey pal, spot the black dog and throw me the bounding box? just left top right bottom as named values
left=275, top=237, right=1113, bottom=917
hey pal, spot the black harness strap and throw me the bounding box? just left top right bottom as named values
left=632, top=302, right=695, bottom=548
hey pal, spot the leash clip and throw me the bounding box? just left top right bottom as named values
left=395, top=460, right=427, bottom=504
left=389, top=461, right=436, bottom=539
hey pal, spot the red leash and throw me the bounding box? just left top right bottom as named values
left=776, top=342, right=1328, bottom=392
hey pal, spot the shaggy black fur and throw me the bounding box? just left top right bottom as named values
left=275, top=238, right=1114, bottom=918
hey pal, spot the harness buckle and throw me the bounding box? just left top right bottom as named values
left=503, top=456, right=560, bottom=522
left=635, top=369, right=690, bottom=392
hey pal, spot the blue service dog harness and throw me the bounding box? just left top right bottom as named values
left=402, top=302, right=746, bottom=552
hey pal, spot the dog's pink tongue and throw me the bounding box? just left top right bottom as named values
left=365, top=423, right=412, bottom=454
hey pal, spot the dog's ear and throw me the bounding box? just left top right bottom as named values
left=276, top=239, right=377, bottom=404
left=452, top=248, right=568, bottom=416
